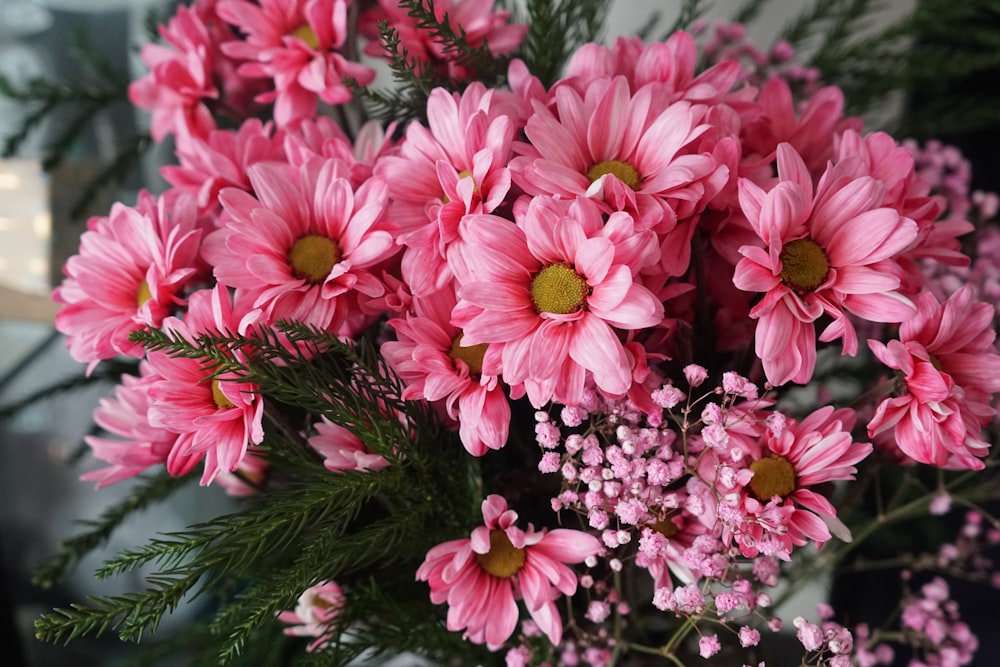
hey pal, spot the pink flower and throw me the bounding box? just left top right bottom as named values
left=376, top=83, right=518, bottom=295
left=204, top=158, right=397, bottom=332
left=453, top=196, right=663, bottom=407
left=160, top=118, right=286, bottom=213
left=81, top=362, right=198, bottom=487
left=867, top=287, right=1000, bottom=470
left=510, top=76, right=726, bottom=244
left=277, top=580, right=345, bottom=651
left=730, top=406, right=872, bottom=558
left=360, top=0, right=526, bottom=80
left=307, top=416, right=389, bottom=472
left=563, top=32, right=741, bottom=106
left=145, top=285, right=265, bottom=485
left=217, top=0, right=375, bottom=125
left=128, top=5, right=219, bottom=144
left=53, top=191, right=205, bottom=371
left=733, top=142, right=919, bottom=385
left=382, top=287, right=510, bottom=456
left=416, top=494, right=601, bottom=649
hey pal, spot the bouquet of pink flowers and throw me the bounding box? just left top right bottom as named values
left=28, top=0, right=1000, bottom=665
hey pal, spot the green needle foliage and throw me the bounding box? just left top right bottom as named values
left=519, top=0, right=609, bottom=88
left=33, top=322, right=485, bottom=665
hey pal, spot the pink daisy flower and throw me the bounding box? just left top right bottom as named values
left=217, top=0, right=375, bottom=126
left=277, top=580, right=345, bottom=651
left=160, top=118, right=286, bottom=213
left=453, top=196, right=663, bottom=407
left=360, top=0, right=527, bottom=80
left=382, top=287, right=510, bottom=456
left=563, top=32, right=741, bottom=106
left=128, top=4, right=219, bottom=144
left=145, top=285, right=265, bottom=485
left=729, top=406, right=872, bottom=559
left=510, top=76, right=726, bottom=239
left=867, top=287, right=1000, bottom=470
left=732, top=142, right=920, bottom=386
left=307, top=416, right=389, bottom=472
left=416, top=494, right=600, bottom=649
left=81, top=362, right=199, bottom=488
left=375, top=83, right=517, bottom=295
left=53, top=190, right=205, bottom=371
left=204, top=158, right=397, bottom=332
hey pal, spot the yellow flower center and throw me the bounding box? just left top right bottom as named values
left=449, top=333, right=488, bottom=376
left=211, top=379, right=236, bottom=409
left=587, top=160, right=642, bottom=190
left=779, top=238, right=829, bottom=292
left=291, top=23, right=320, bottom=49
left=530, top=264, right=588, bottom=315
left=136, top=279, right=153, bottom=308
left=289, top=235, right=340, bottom=284
left=748, top=454, right=797, bottom=501
left=475, top=529, right=527, bottom=578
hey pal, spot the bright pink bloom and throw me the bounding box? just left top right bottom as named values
left=308, top=416, right=389, bottom=472
left=204, top=158, right=397, bottom=332
left=453, top=196, right=663, bottom=407
left=730, top=406, right=872, bottom=558
left=563, top=32, right=741, bottom=106
left=128, top=5, right=219, bottom=144
left=382, top=288, right=510, bottom=456
left=867, top=287, right=1000, bottom=470
left=510, top=76, right=727, bottom=243
left=81, top=362, right=198, bottom=487
left=360, top=0, right=526, bottom=80
left=53, top=191, right=205, bottom=371
left=217, top=0, right=375, bottom=126
left=146, top=285, right=265, bottom=485
left=416, top=494, right=601, bottom=649
left=733, top=142, right=919, bottom=385
left=277, top=580, right=345, bottom=651
left=161, top=118, right=286, bottom=213
left=376, top=83, right=518, bottom=294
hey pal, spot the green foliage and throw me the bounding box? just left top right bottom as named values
left=519, top=0, right=609, bottom=88
left=353, top=0, right=514, bottom=124
left=34, top=322, right=484, bottom=665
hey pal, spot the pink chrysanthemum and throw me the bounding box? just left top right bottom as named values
left=204, top=158, right=397, bottom=332
left=376, top=83, right=517, bottom=295
left=161, top=118, right=286, bottom=213
left=128, top=4, right=219, bottom=144
left=360, top=0, right=526, bottom=80
left=53, top=190, right=205, bottom=371
left=867, top=287, right=1000, bottom=470
left=307, top=416, right=389, bottom=472
left=145, top=285, right=265, bottom=485
left=416, top=494, right=601, bottom=649
left=729, top=406, right=872, bottom=559
left=217, top=0, right=375, bottom=126
left=510, top=76, right=727, bottom=245
left=733, top=142, right=920, bottom=386
left=382, top=288, right=510, bottom=456
left=453, top=196, right=663, bottom=407
left=563, top=32, right=741, bottom=106
left=277, top=580, right=345, bottom=651
left=81, top=362, right=198, bottom=488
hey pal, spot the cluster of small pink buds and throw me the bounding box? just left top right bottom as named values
left=793, top=605, right=855, bottom=667
left=898, top=576, right=978, bottom=666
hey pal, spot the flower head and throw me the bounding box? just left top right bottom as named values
left=277, top=580, right=345, bottom=651
left=416, top=494, right=600, bottom=649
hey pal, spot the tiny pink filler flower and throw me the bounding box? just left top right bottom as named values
left=416, top=494, right=601, bottom=650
